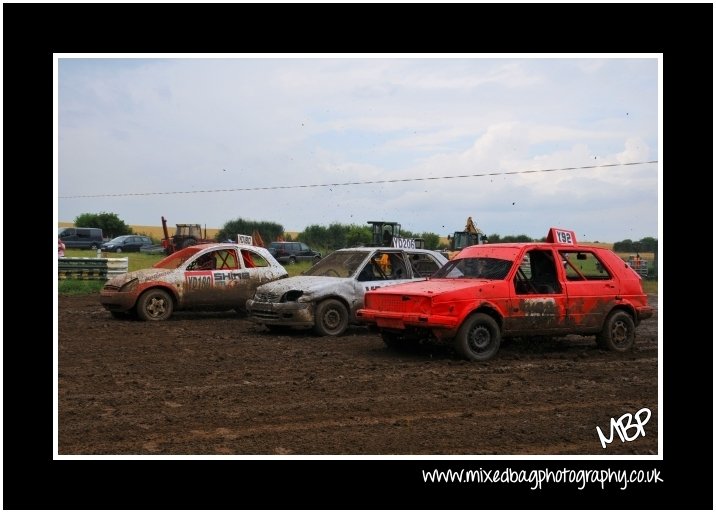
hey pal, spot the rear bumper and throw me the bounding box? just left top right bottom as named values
left=636, top=305, right=654, bottom=322
left=356, top=308, right=459, bottom=330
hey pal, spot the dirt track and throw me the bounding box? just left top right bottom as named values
left=58, top=294, right=658, bottom=455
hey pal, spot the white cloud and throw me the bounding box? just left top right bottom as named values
left=57, top=56, right=659, bottom=242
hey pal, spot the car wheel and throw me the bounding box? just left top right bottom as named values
left=313, top=299, right=348, bottom=336
left=90, top=243, right=99, bottom=250
left=454, top=313, right=501, bottom=361
left=288, top=256, right=297, bottom=265
left=116, top=247, right=122, bottom=253
left=597, top=310, right=635, bottom=352
left=313, top=255, right=321, bottom=264
left=136, top=288, right=174, bottom=321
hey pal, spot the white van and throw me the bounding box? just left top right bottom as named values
left=58, top=227, right=104, bottom=249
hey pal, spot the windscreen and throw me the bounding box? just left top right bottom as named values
left=433, top=257, right=512, bottom=280
left=303, top=251, right=368, bottom=278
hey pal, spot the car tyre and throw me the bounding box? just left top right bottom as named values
left=597, top=310, right=635, bottom=352
left=116, top=247, right=122, bottom=253
left=288, top=256, right=297, bottom=265
left=454, top=313, right=501, bottom=361
left=90, top=243, right=99, bottom=250
left=313, top=299, right=348, bottom=336
left=136, top=288, right=174, bottom=321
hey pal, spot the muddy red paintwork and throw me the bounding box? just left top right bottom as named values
left=357, top=228, right=653, bottom=361
left=99, top=243, right=288, bottom=321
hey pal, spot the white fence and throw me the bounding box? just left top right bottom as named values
left=58, top=257, right=129, bottom=280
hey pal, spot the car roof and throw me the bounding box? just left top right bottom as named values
left=336, top=246, right=443, bottom=254
left=192, top=243, right=271, bottom=251
left=457, top=242, right=612, bottom=258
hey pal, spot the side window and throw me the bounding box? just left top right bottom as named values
left=217, top=250, right=235, bottom=269
left=300, top=243, right=309, bottom=251
left=389, top=254, right=407, bottom=279
left=407, top=252, right=441, bottom=277
left=514, top=250, right=561, bottom=294
left=241, top=249, right=268, bottom=268
left=357, top=261, right=380, bottom=281
left=373, top=252, right=391, bottom=278
left=560, top=251, right=611, bottom=281
left=190, top=251, right=218, bottom=270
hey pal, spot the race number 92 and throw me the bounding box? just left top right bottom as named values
left=556, top=230, right=573, bottom=244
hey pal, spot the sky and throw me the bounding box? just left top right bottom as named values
left=56, top=55, right=660, bottom=243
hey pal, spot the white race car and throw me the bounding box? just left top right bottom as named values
left=246, top=247, right=448, bottom=336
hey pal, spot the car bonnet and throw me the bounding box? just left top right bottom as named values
left=104, top=267, right=175, bottom=287
left=365, top=278, right=494, bottom=297
left=255, top=275, right=349, bottom=296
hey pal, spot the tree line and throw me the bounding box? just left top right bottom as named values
left=612, top=237, right=658, bottom=253
left=69, top=212, right=656, bottom=254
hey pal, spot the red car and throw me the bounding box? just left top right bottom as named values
left=357, top=228, right=653, bottom=361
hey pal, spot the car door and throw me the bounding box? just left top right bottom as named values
left=230, top=248, right=278, bottom=307
left=506, top=248, right=570, bottom=335
left=295, top=243, right=309, bottom=262
left=559, top=249, right=618, bottom=330
left=183, top=249, right=245, bottom=308
left=136, top=237, right=151, bottom=250
left=357, top=251, right=414, bottom=293
left=126, top=236, right=141, bottom=251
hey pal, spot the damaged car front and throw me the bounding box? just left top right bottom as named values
left=246, top=247, right=447, bottom=336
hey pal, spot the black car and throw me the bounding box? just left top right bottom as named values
left=268, top=241, right=321, bottom=264
left=101, top=235, right=154, bottom=253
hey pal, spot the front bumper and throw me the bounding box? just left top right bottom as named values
left=246, top=300, right=314, bottom=328
left=99, top=290, right=138, bottom=312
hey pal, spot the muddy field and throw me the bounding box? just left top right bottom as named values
left=58, top=293, right=658, bottom=456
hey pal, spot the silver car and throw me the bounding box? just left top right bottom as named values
left=246, top=247, right=448, bottom=336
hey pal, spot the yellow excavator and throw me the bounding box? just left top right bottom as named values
left=445, top=216, right=488, bottom=259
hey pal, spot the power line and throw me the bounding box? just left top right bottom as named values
left=59, top=160, right=658, bottom=199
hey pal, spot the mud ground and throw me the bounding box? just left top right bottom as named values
left=58, top=294, right=658, bottom=456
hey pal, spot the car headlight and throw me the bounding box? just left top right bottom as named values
left=282, top=290, right=304, bottom=302
left=118, top=278, right=139, bottom=293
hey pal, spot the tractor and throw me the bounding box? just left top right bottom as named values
left=161, top=216, right=215, bottom=255
left=366, top=221, right=424, bottom=249
left=445, top=216, right=488, bottom=258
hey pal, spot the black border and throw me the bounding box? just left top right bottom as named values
left=5, top=2, right=712, bottom=510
